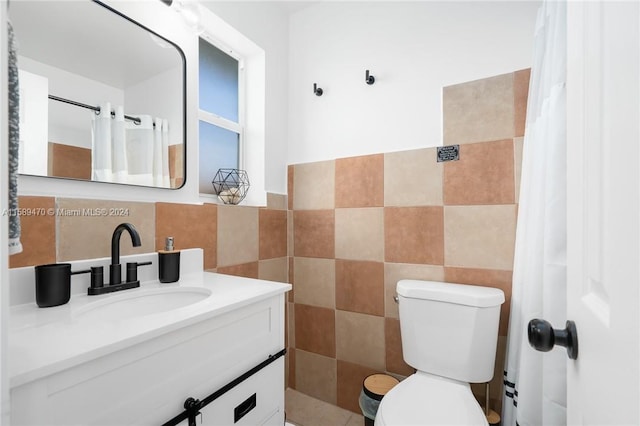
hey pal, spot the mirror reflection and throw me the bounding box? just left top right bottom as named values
left=10, top=0, right=185, bottom=188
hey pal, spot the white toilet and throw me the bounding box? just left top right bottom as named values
left=375, top=279, right=505, bottom=426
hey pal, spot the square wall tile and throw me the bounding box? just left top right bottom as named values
left=217, top=205, right=258, bottom=267
left=216, top=261, right=259, bottom=279
left=384, top=206, right=444, bottom=265
left=288, top=165, right=294, bottom=211
left=169, top=144, right=184, bottom=187
left=443, top=72, right=515, bottom=145
left=266, top=192, right=287, bottom=210
left=259, top=209, right=287, bottom=260
left=295, top=349, right=337, bottom=405
left=384, top=263, right=445, bottom=318
left=288, top=301, right=296, bottom=349
left=514, top=137, right=524, bottom=202
left=336, top=310, right=385, bottom=371
left=335, top=260, right=384, bottom=316
left=335, top=208, right=384, bottom=261
left=293, top=210, right=335, bottom=259
left=335, top=154, right=384, bottom=208
left=57, top=199, right=154, bottom=262
left=443, top=139, right=515, bottom=205
left=295, top=304, right=336, bottom=358
left=385, top=317, right=414, bottom=376
left=156, top=202, right=217, bottom=270
left=288, top=256, right=294, bottom=302
left=287, top=210, right=294, bottom=257
left=288, top=350, right=296, bottom=389
left=258, top=257, right=288, bottom=283
left=337, top=360, right=382, bottom=414
left=384, top=148, right=443, bottom=207
left=293, top=160, right=335, bottom=210
left=294, top=257, right=336, bottom=309
left=514, top=68, right=531, bottom=138
left=444, top=266, right=512, bottom=336
left=285, top=301, right=289, bottom=349
left=9, top=196, right=56, bottom=268
left=444, top=205, right=517, bottom=270
left=48, top=143, right=90, bottom=180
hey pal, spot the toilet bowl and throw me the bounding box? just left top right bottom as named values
left=375, top=372, right=487, bottom=426
left=375, top=280, right=504, bottom=426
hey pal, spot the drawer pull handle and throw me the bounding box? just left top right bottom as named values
left=234, top=393, right=257, bottom=423
left=162, top=349, right=286, bottom=426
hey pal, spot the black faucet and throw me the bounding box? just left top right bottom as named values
left=110, top=223, right=141, bottom=286
left=87, top=223, right=151, bottom=296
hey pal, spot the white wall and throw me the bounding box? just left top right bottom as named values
left=17, top=70, right=48, bottom=175
left=288, top=1, right=540, bottom=165
left=126, top=65, right=184, bottom=147
left=18, top=56, right=125, bottom=150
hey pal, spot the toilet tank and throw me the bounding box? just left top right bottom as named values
left=397, top=280, right=505, bottom=383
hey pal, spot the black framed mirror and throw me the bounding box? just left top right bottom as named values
left=10, top=0, right=186, bottom=189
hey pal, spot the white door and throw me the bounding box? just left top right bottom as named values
left=566, top=1, right=639, bottom=424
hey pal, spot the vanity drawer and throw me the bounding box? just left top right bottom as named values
left=177, top=357, right=285, bottom=426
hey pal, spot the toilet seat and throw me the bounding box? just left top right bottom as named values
left=375, top=373, right=488, bottom=426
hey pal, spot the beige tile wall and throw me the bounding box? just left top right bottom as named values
left=10, top=194, right=289, bottom=287
left=57, top=198, right=155, bottom=262
left=288, top=69, right=529, bottom=415
left=9, top=196, right=56, bottom=269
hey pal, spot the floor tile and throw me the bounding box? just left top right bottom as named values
left=286, top=388, right=362, bottom=426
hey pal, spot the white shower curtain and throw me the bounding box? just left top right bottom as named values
left=112, top=105, right=127, bottom=184
left=153, top=117, right=170, bottom=187
left=502, top=1, right=566, bottom=426
left=92, top=106, right=170, bottom=187
left=92, top=101, right=115, bottom=182
left=125, top=115, right=155, bottom=186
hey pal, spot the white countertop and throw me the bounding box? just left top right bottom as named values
left=9, top=250, right=291, bottom=389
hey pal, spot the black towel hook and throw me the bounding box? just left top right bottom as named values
left=365, top=70, right=375, bottom=85
left=313, top=83, right=323, bottom=96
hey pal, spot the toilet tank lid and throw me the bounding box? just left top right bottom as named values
left=397, top=280, right=505, bottom=307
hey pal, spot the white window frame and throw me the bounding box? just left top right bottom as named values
left=197, top=34, right=246, bottom=199
left=195, top=6, right=266, bottom=207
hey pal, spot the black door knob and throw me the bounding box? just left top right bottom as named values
left=528, top=319, right=578, bottom=360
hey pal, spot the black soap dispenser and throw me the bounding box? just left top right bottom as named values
left=158, top=237, right=180, bottom=283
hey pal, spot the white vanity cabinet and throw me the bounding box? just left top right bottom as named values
left=9, top=257, right=290, bottom=426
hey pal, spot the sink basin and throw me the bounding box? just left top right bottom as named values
left=73, top=287, right=212, bottom=321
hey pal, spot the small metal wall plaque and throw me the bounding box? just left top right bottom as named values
left=437, top=145, right=459, bottom=162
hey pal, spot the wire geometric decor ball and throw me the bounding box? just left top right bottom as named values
left=212, top=168, right=250, bottom=205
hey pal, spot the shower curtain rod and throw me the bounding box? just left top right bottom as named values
left=48, top=95, right=142, bottom=125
